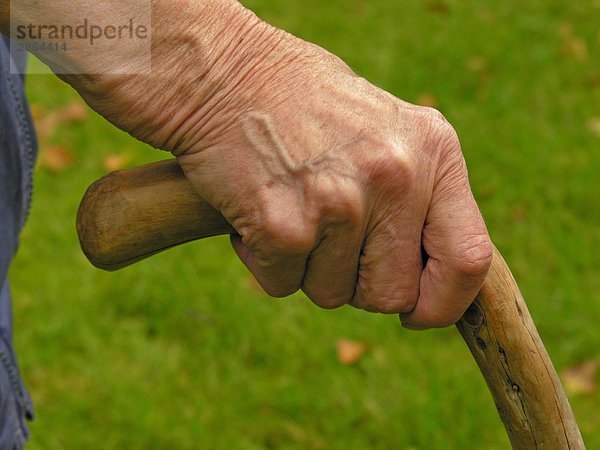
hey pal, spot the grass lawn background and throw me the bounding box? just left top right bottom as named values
left=10, top=0, right=599, bottom=448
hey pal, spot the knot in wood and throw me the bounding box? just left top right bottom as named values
left=462, top=301, right=484, bottom=327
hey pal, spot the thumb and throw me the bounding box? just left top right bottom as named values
left=400, top=159, right=492, bottom=329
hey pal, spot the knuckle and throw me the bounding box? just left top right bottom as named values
left=437, top=132, right=464, bottom=172
left=363, top=141, right=416, bottom=196
left=412, top=106, right=462, bottom=159
left=453, top=234, right=493, bottom=278
left=421, top=105, right=451, bottom=126
left=437, top=127, right=462, bottom=164
left=255, top=209, right=315, bottom=256
left=315, top=176, right=364, bottom=225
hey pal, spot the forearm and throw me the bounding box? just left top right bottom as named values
left=2, top=0, right=296, bottom=152
left=3, top=0, right=240, bottom=73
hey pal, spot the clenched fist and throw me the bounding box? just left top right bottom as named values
left=38, top=0, right=493, bottom=328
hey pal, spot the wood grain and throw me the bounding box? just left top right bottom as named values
left=457, top=248, right=584, bottom=449
left=77, top=158, right=585, bottom=449
left=76, top=159, right=234, bottom=270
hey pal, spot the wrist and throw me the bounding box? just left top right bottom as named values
left=155, top=0, right=292, bottom=154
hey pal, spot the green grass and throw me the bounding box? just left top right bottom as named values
left=10, top=0, right=599, bottom=448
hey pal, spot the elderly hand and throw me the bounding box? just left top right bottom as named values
left=59, top=0, right=492, bottom=328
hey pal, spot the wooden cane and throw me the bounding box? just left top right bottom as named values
left=76, top=159, right=585, bottom=449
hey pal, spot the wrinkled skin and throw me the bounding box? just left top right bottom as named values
left=58, top=0, right=492, bottom=328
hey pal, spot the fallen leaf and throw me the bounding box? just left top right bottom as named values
left=103, top=153, right=133, bottom=172
left=509, top=202, right=529, bottom=222
left=337, top=339, right=368, bottom=366
left=32, top=112, right=59, bottom=142
left=561, top=360, right=597, bottom=396
left=31, top=101, right=88, bottom=143
left=426, top=1, right=450, bottom=16
left=29, top=103, right=45, bottom=122
left=60, top=100, right=88, bottom=123
left=588, top=117, right=600, bottom=138
left=560, top=35, right=588, bottom=62
left=38, top=145, right=76, bottom=172
left=351, top=0, right=367, bottom=18
left=478, top=185, right=497, bottom=200
left=416, top=93, right=439, bottom=109
left=587, top=73, right=600, bottom=89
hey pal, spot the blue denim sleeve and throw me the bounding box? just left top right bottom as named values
left=0, top=36, right=38, bottom=450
